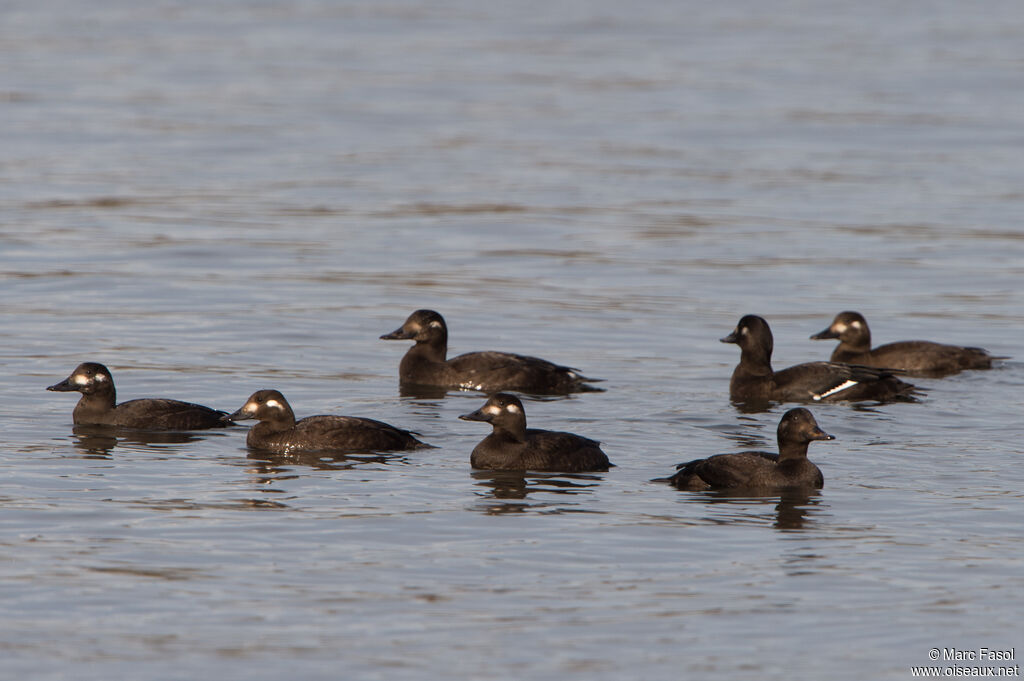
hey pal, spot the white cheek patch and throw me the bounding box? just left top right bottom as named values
left=73, top=374, right=90, bottom=386
left=812, top=380, right=858, bottom=401
left=850, top=320, right=863, bottom=330
left=429, top=321, right=442, bottom=329
left=264, top=399, right=283, bottom=410
left=834, top=323, right=848, bottom=334
left=483, top=404, right=502, bottom=416
left=506, top=403, right=521, bottom=414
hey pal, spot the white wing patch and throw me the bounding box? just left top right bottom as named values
left=812, top=379, right=858, bottom=401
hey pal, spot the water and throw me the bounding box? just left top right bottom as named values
left=2, top=1, right=1023, bottom=679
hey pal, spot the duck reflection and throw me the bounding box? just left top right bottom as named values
left=683, top=488, right=823, bottom=530
left=470, top=469, right=607, bottom=515
left=729, top=397, right=775, bottom=415
left=67, top=424, right=211, bottom=457
left=245, top=448, right=409, bottom=472
left=398, top=382, right=580, bottom=402
left=398, top=383, right=451, bottom=400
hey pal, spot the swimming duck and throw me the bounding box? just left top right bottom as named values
left=810, top=311, right=998, bottom=376
left=459, top=393, right=611, bottom=472
left=380, top=309, right=600, bottom=394
left=226, top=389, right=429, bottom=454
left=661, top=408, right=833, bottom=491
left=47, top=362, right=228, bottom=430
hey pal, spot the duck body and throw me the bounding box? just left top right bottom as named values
left=669, top=451, right=824, bottom=491
left=47, top=362, right=228, bottom=430
left=460, top=393, right=611, bottom=472
left=227, top=390, right=428, bottom=454
left=662, top=408, right=832, bottom=491
left=811, top=311, right=997, bottom=376
left=381, top=310, right=600, bottom=394
left=722, top=315, right=917, bottom=405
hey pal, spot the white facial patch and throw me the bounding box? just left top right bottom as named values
left=429, top=321, right=442, bottom=329
left=483, top=404, right=502, bottom=416
left=850, top=320, right=863, bottom=330
left=264, top=399, right=283, bottom=410
left=73, top=374, right=90, bottom=386
left=833, top=323, right=848, bottom=334
left=506, top=403, right=521, bottom=414
left=812, top=380, right=858, bottom=401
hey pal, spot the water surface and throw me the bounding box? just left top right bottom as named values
left=2, top=1, right=1023, bottom=679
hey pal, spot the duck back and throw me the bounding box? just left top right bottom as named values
left=667, top=452, right=823, bottom=491
left=99, top=398, right=229, bottom=430
left=832, top=340, right=993, bottom=375
left=248, top=414, right=427, bottom=454
left=470, top=428, right=610, bottom=472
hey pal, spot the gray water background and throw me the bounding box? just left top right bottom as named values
left=2, top=1, right=1023, bottom=679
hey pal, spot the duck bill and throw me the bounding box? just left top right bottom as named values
left=459, top=409, right=492, bottom=423
left=380, top=326, right=413, bottom=341
left=811, top=427, right=835, bottom=441
left=226, top=406, right=255, bottom=422
left=810, top=327, right=839, bottom=340
left=719, top=330, right=739, bottom=344
left=46, top=376, right=77, bottom=392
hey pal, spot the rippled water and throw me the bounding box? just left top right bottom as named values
left=3, top=1, right=1023, bottom=679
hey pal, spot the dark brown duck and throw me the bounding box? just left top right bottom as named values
left=659, top=408, right=833, bottom=491
left=811, top=311, right=999, bottom=376
left=459, top=393, right=611, bottom=472
left=380, top=309, right=601, bottom=395
left=226, top=389, right=429, bottom=454
left=47, top=362, right=228, bottom=430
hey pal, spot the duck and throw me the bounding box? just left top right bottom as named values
left=459, top=393, right=611, bottom=472
left=380, top=309, right=600, bottom=394
left=47, top=362, right=228, bottom=430
left=721, top=315, right=917, bottom=404
left=659, top=408, right=833, bottom=491
left=810, top=311, right=999, bottom=376
left=226, top=389, right=429, bottom=454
